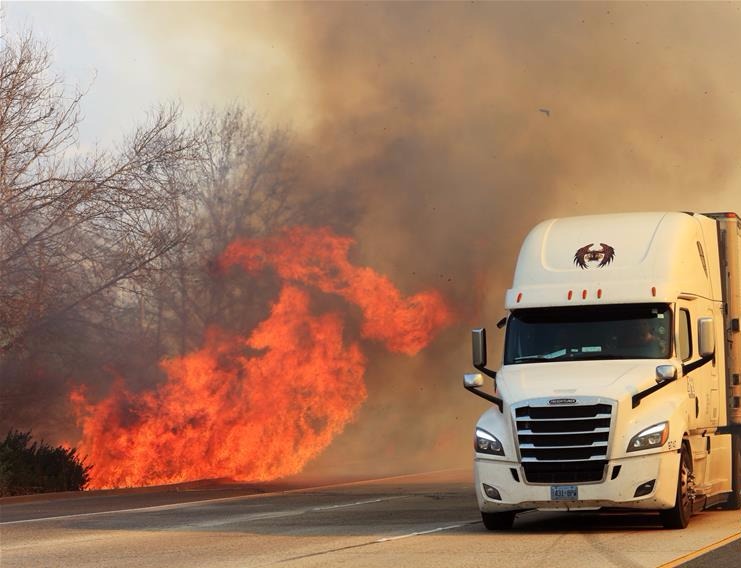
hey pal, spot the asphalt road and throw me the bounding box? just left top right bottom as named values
left=1, top=469, right=738, bottom=568
left=678, top=537, right=740, bottom=568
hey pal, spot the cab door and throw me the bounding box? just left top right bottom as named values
left=679, top=299, right=719, bottom=431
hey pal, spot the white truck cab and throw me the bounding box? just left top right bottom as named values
left=465, top=211, right=740, bottom=529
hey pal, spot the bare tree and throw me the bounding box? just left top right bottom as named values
left=0, top=31, right=309, bottom=445
left=0, top=33, right=200, bottom=354
left=134, top=105, right=304, bottom=354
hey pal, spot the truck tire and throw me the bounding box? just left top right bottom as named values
left=481, top=511, right=516, bottom=530
left=720, top=433, right=741, bottom=510
left=660, top=444, right=693, bottom=529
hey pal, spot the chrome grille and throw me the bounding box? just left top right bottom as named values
left=515, top=401, right=613, bottom=484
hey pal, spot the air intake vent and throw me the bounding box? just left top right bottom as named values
left=515, top=400, right=614, bottom=484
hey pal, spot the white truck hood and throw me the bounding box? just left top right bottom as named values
left=496, top=359, right=664, bottom=404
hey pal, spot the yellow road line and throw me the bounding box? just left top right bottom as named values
left=657, top=531, right=741, bottom=568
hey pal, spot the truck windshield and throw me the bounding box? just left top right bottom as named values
left=504, top=303, right=673, bottom=364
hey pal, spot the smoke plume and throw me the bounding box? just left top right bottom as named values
left=151, top=2, right=739, bottom=473
left=6, top=2, right=741, bottom=480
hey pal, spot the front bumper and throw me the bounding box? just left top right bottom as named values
left=475, top=450, right=680, bottom=512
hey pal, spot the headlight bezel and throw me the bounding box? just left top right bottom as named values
left=627, top=421, right=670, bottom=452
left=475, top=427, right=505, bottom=456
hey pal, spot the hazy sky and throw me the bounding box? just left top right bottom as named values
left=4, top=2, right=739, bottom=198
left=2, top=2, right=308, bottom=147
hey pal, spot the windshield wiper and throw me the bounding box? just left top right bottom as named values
left=514, top=352, right=628, bottom=363
left=513, top=355, right=561, bottom=363
left=568, top=353, right=625, bottom=360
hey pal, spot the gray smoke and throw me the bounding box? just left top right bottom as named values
left=243, top=2, right=741, bottom=473
left=13, top=2, right=741, bottom=474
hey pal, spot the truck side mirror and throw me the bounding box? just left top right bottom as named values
left=655, top=364, right=678, bottom=384
left=466, top=328, right=503, bottom=412
left=464, top=373, right=485, bottom=388
left=698, top=317, right=715, bottom=358
left=472, top=328, right=487, bottom=367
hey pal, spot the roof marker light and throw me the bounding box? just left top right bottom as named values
left=567, top=290, right=573, bottom=300
left=651, top=286, right=657, bottom=297
left=597, top=289, right=603, bottom=299
left=516, top=292, right=522, bottom=303
left=582, top=290, right=587, bottom=300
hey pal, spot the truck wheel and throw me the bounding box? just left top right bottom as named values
left=660, top=444, right=693, bottom=529
left=720, top=433, right=741, bottom=510
left=481, top=511, right=516, bottom=530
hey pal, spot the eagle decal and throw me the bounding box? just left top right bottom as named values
left=573, top=243, right=615, bottom=269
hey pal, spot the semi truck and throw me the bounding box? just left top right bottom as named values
left=464, top=211, right=740, bottom=529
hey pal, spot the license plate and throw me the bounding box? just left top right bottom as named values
left=551, top=485, right=578, bottom=500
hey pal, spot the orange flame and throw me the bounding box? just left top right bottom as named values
left=219, top=227, right=453, bottom=355
left=72, top=227, right=454, bottom=489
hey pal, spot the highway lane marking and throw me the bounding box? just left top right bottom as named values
left=312, top=497, right=403, bottom=511
left=0, top=468, right=467, bottom=526
left=190, top=496, right=409, bottom=528
left=0, top=500, right=238, bottom=526
left=375, top=521, right=479, bottom=542
left=0, top=494, right=409, bottom=527
left=657, top=531, right=741, bottom=568
left=1, top=496, right=414, bottom=550
left=272, top=520, right=480, bottom=564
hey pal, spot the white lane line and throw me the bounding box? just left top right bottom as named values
left=0, top=495, right=408, bottom=527
left=0, top=502, right=212, bottom=526
left=312, top=497, right=401, bottom=511
left=272, top=520, right=481, bottom=565
left=0, top=468, right=466, bottom=526
left=375, top=521, right=479, bottom=542
left=191, top=496, right=408, bottom=529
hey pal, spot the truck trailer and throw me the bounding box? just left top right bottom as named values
left=464, top=211, right=740, bottom=529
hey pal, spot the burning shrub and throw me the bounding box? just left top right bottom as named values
left=0, top=430, right=91, bottom=496
left=72, top=227, right=454, bottom=489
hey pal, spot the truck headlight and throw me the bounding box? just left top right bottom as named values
left=627, top=422, right=669, bottom=452
left=475, top=428, right=505, bottom=456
